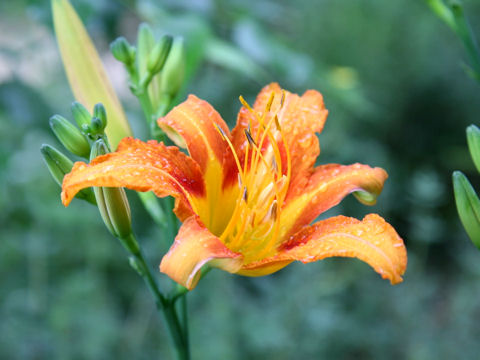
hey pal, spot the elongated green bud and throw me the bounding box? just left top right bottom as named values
left=453, top=171, right=480, bottom=248
left=467, top=125, right=480, bottom=173
left=49, top=115, right=90, bottom=158
left=147, top=35, right=173, bottom=75
left=160, top=37, right=186, bottom=98
left=40, top=144, right=96, bottom=204
left=90, top=140, right=137, bottom=251
left=71, top=101, right=92, bottom=128
left=137, top=23, right=156, bottom=79
left=93, top=103, right=107, bottom=129
left=41, top=143, right=74, bottom=186
left=110, top=36, right=135, bottom=65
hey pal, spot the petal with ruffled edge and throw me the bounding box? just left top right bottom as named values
left=61, top=138, right=205, bottom=217
left=160, top=216, right=243, bottom=290
left=278, top=163, right=388, bottom=242
left=239, top=214, right=407, bottom=285
left=227, top=83, right=328, bottom=186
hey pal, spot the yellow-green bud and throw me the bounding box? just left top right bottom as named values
left=160, top=37, right=186, bottom=98
left=467, top=125, right=480, bottom=173
left=71, top=101, right=92, bottom=128
left=453, top=171, right=480, bottom=248
left=110, top=36, right=136, bottom=65
left=147, top=35, right=173, bottom=75
left=90, top=140, right=136, bottom=251
left=49, top=115, right=90, bottom=158
left=40, top=144, right=96, bottom=204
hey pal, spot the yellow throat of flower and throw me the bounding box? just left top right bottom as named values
left=214, top=92, right=292, bottom=263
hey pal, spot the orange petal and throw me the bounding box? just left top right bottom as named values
left=241, top=214, right=407, bottom=284
left=228, top=83, right=328, bottom=185
left=61, top=138, right=205, bottom=209
left=159, top=216, right=243, bottom=290
left=157, top=95, right=231, bottom=175
left=279, top=163, right=388, bottom=241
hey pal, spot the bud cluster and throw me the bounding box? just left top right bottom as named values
left=41, top=101, right=111, bottom=204
left=110, top=24, right=185, bottom=120
left=41, top=102, right=136, bottom=249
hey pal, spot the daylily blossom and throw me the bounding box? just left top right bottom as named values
left=62, top=83, right=407, bottom=290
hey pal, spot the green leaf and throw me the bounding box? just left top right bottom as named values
left=453, top=171, right=480, bottom=248
left=51, top=0, right=132, bottom=149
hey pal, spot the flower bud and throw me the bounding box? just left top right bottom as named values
left=467, top=125, right=480, bottom=173
left=110, top=36, right=135, bottom=65
left=40, top=144, right=96, bottom=204
left=147, top=35, right=173, bottom=75
left=93, top=103, right=107, bottom=130
left=137, top=23, right=155, bottom=79
left=71, top=101, right=92, bottom=129
left=89, top=117, right=104, bottom=135
left=90, top=140, right=136, bottom=251
left=160, top=37, right=186, bottom=98
left=453, top=171, right=480, bottom=248
left=49, top=115, right=90, bottom=158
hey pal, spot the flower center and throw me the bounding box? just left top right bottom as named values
left=216, top=92, right=292, bottom=263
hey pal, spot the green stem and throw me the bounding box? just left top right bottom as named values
left=179, top=296, right=189, bottom=350
left=124, top=234, right=189, bottom=359
left=162, top=302, right=190, bottom=360
left=137, top=91, right=155, bottom=124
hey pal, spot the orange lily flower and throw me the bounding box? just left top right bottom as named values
left=61, top=83, right=407, bottom=290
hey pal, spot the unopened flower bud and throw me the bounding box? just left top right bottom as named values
left=93, top=103, right=107, bottom=130
left=89, top=117, right=104, bottom=135
left=467, top=125, right=480, bottom=173
left=160, top=37, right=186, bottom=98
left=40, top=144, right=96, bottom=204
left=110, top=36, right=136, bottom=65
left=147, top=35, right=173, bottom=75
left=453, top=171, right=480, bottom=248
left=49, top=115, right=90, bottom=158
left=71, top=101, right=92, bottom=128
left=91, top=140, right=136, bottom=251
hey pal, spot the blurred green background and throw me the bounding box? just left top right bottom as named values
left=1, top=0, right=480, bottom=359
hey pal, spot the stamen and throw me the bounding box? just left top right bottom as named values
left=269, top=200, right=278, bottom=221
left=280, top=90, right=285, bottom=108
left=244, top=129, right=256, bottom=147
left=256, top=182, right=275, bottom=205
left=215, top=123, right=228, bottom=139
left=271, top=157, right=278, bottom=173
left=265, top=92, right=275, bottom=112
left=274, top=115, right=281, bottom=131
left=242, top=187, right=248, bottom=202
left=214, top=123, right=246, bottom=186
left=239, top=96, right=254, bottom=113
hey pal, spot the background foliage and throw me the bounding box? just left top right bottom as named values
left=1, top=0, right=480, bottom=359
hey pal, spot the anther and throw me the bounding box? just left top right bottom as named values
left=245, top=129, right=257, bottom=147
left=280, top=90, right=285, bottom=108
left=274, top=115, right=281, bottom=131
left=265, top=92, right=275, bottom=112
left=269, top=200, right=278, bottom=221
left=242, top=187, right=248, bottom=202
left=271, top=157, right=278, bottom=173
left=215, top=123, right=227, bottom=139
